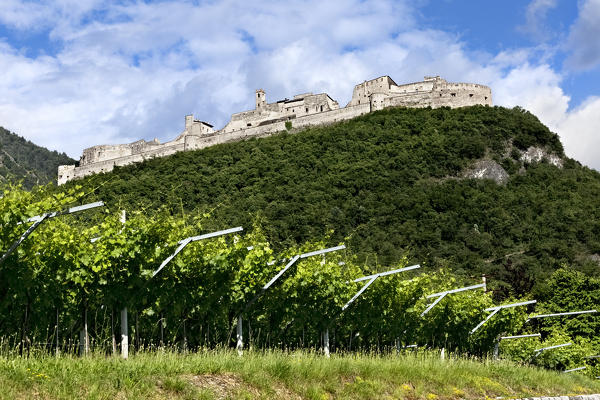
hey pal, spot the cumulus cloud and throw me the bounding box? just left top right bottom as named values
left=565, top=0, right=600, bottom=70
left=491, top=63, right=569, bottom=128
left=556, top=97, right=600, bottom=169
left=0, top=0, right=598, bottom=172
left=0, top=0, right=419, bottom=156
left=485, top=62, right=600, bottom=171
left=519, top=0, right=558, bottom=41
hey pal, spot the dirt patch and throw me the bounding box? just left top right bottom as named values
left=188, top=373, right=303, bottom=399
left=271, top=383, right=303, bottom=400
left=188, top=373, right=259, bottom=399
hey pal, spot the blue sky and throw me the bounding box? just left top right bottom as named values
left=0, top=0, right=599, bottom=170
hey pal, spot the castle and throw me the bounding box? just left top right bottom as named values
left=58, top=75, right=492, bottom=184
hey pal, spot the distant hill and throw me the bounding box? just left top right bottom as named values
left=0, top=126, right=75, bottom=188
left=62, top=106, right=600, bottom=298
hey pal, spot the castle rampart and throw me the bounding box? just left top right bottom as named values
left=58, top=75, right=492, bottom=185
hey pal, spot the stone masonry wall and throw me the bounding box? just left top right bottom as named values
left=58, top=75, right=493, bottom=184
left=185, top=103, right=372, bottom=151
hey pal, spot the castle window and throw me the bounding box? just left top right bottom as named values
left=451, top=93, right=456, bottom=97
left=305, top=107, right=308, bottom=113
left=440, top=93, right=442, bottom=97
left=247, top=123, right=251, bottom=127
left=469, top=93, right=473, bottom=97
left=320, top=105, right=323, bottom=112
left=485, top=96, right=488, bottom=100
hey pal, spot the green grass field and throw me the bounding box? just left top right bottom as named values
left=1, top=349, right=599, bottom=399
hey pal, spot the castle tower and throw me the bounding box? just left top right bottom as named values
left=256, top=89, right=266, bottom=110
left=185, top=114, right=194, bottom=131
left=369, top=93, right=386, bottom=112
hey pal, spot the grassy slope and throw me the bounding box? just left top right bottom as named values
left=67, top=105, right=600, bottom=298
left=0, top=127, right=75, bottom=188
left=1, top=350, right=599, bottom=400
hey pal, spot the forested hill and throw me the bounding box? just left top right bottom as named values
left=0, top=126, right=75, bottom=188
left=65, top=105, right=600, bottom=298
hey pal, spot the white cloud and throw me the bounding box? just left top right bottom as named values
left=519, top=0, right=557, bottom=41
left=565, top=0, right=600, bottom=70
left=487, top=63, right=600, bottom=171
left=0, top=0, right=598, bottom=172
left=556, top=97, right=600, bottom=169
left=491, top=63, right=569, bottom=128
left=0, top=0, right=105, bottom=31
left=0, top=0, right=417, bottom=157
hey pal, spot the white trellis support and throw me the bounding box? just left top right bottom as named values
left=326, top=264, right=420, bottom=358
left=470, top=300, right=537, bottom=335
left=564, top=366, right=586, bottom=373
left=119, top=211, right=128, bottom=359
left=421, top=283, right=486, bottom=316
left=1, top=201, right=105, bottom=265
left=121, top=307, right=128, bottom=359
left=500, top=333, right=541, bottom=340
left=237, top=245, right=346, bottom=356
left=236, top=315, right=243, bottom=356
left=533, top=342, right=572, bottom=358
left=152, top=226, right=244, bottom=277
left=494, top=333, right=541, bottom=360
left=341, top=264, right=421, bottom=312
left=149, top=226, right=243, bottom=356
left=527, top=309, right=597, bottom=322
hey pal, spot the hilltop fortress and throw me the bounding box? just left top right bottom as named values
left=58, top=75, right=492, bottom=184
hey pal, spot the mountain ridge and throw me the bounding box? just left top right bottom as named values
left=0, top=126, right=75, bottom=189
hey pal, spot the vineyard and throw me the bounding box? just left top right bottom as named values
left=1, top=182, right=600, bottom=385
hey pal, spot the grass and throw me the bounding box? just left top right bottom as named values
left=1, top=349, right=599, bottom=399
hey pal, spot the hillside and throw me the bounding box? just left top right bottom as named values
left=0, top=126, right=75, bottom=188
left=65, top=105, right=600, bottom=298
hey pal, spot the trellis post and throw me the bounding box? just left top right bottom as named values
left=237, top=245, right=346, bottom=357
left=324, top=264, right=421, bottom=357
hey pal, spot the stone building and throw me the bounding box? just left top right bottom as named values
left=58, top=75, right=492, bottom=184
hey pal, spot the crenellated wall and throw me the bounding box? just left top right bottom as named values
left=58, top=75, right=493, bottom=184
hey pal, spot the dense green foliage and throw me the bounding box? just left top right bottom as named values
left=0, top=127, right=74, bottom=188
left=3, top=105, right=600, bottom=378
left=63, top=106, right=600, bottom=299
left=2, top=184, right=600, bottom=377
left=0, top=185, right=501, bottom=356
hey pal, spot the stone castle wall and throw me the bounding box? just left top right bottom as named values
left=58, top=75, right=492, bottom=185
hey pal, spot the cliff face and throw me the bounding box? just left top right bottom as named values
left=0, top=126, right=75, bottom=188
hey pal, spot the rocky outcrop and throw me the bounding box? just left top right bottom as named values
left=462, top=159, right=509, bottom=184
left=520, top=146, right=563, bottom=168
